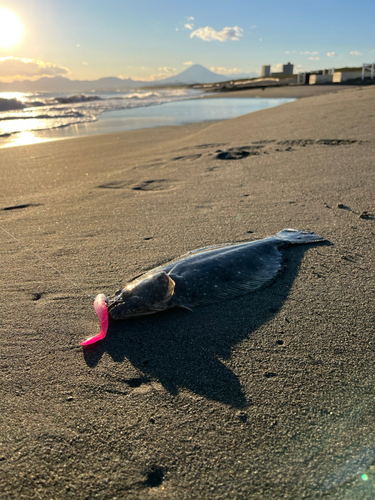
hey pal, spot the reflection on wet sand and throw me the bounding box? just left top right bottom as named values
left=2, top=130, right=52, bottom=148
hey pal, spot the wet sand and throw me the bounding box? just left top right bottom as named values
left=1, top=85, right=375, bottom=498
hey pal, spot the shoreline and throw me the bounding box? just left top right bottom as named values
left=1, top=85, right=375, bottom=498
left=0, top=83, right=363, bottom=149
left=0, top=93, right=293, bottom=149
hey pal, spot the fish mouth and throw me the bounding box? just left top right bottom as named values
left=106, top=284, right=137, bottom=310
left=108, top=299, right=169, bottom=319
left=107, top=298, right=121, bottom=310
left=106, top=293, right=127, bottom=311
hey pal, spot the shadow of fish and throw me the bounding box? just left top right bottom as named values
left=81, top=229, right=327, bottom=346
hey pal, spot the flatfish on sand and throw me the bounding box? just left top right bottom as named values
left=81, top=229, right=326, bottom=346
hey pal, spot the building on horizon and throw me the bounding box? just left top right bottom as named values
left=261, top=65, right=271, bottom=77
left=283, top=62, right=294, bottom=75
left=270, top=61, right=295, bottom=77
left=263, top=62, right=295, bottom=78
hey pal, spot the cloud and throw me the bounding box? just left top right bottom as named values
left=300, top=51, right=319, bottom=55
left=271, top=63, right=283, bottom=72
left=210, top=66, right=244, bottom=75
left=309, top=56, right=320, bottom=60
left=250, top=25, right=257, bottom=29
left=294, top=63, right=309, bottom=73
left=149, top=73, right=171, bottom=80
left=184, top=61, right=193, bottom=65
left=146, top=67, right=177, bottom=81
left=327, top=52, right=338, bottom=57
left=184, top=17, right=195, bottom=30
left=158, top=66, right=176, bottom=72
left=190, top=26, right=243, bottom=42
left=350, top=51, right=362, bottom=55
left=0, top=57, right=69, bottom=81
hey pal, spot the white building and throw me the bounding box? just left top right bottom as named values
left=261, top=65, right=271, bottom=77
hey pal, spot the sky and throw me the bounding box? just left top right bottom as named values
left=0, top=0, right=374, bottom=82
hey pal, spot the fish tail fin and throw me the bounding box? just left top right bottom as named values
left=276, top=228, right=327, bottom=245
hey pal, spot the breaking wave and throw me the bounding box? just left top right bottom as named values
left=0, top=88, right=203, bottom=136
left=0, top=97, right=27, bottom=111
left=0, top=94, right=102, bottom=112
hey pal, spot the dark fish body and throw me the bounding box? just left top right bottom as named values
left=107, top=229, right=326, bottom=319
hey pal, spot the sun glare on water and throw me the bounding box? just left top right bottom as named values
left=0, top=9, right=23, bottom=47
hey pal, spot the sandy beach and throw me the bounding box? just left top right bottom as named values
left=203, top=82, right=368, bottom=99
left=1, top=85, right=375, bottom=498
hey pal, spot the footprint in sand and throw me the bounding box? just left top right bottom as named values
left=177, top=142, right=227, bottom=151
left=215, top=147, right=262, bottom=160
left=277, top=139, right=315, bottom=147
left=97, top=180, right=130, bottom=189
left=98, top=179, right=173, bottom=191
left=2, top=203, right=43, bottom=211
left=131, top=179, right=171, bottom=191
left=276, top=139, right=362, bottom=148
left=172, top=154, right=202, bottom=161
left=251, top=140, right=276, bottom=144
left=194, top=143, right=228, bottom=149
left=316, top=139, right=360, bottom=146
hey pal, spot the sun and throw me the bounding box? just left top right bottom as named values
left=0, top=9, right=23, bottom=47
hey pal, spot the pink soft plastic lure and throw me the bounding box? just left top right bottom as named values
left=81, top=294, right=109, bottom=346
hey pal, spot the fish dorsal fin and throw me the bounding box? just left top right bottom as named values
left=183, top=243, right=233, bottom=255
left=152, top=243, right=236, bottom=275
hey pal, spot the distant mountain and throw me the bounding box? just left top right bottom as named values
left=153, top=64, right=228, bottom=85
left=0, top=65, right=245, bottom=92
left=155, top=66, right=259, bottom=84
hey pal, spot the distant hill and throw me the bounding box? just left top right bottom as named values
left=0, top=64, right=239, bottom=92
left=0, top=75, right=141, bottom=93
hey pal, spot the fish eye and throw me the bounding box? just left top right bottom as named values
left=122, top=288, right=133, bottom=298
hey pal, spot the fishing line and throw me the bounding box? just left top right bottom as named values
left=0, top=224, right=95, bottom=300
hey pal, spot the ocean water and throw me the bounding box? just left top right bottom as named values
left=0, top=88, right=294, bottom=147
